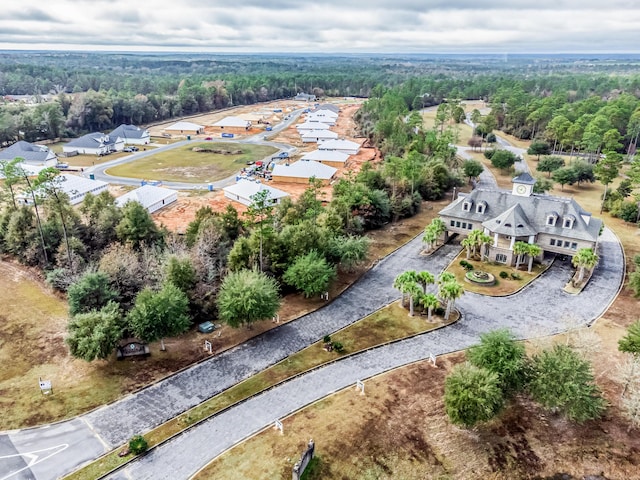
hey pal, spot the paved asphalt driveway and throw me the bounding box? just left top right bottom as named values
left=107, top=228, right=623, bottom=480
left=0, top=223, right=623, bottom=480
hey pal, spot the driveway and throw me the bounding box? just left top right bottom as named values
left=0, top=225, right=623, bottom=480
left=106, top=228, right=623, bottom=480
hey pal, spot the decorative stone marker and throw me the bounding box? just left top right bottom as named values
left=292, top=439, right=315, bottom=480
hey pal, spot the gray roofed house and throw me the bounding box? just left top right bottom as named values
left=313, top=104, right=340, bottom=114
left=294, top=93, right=317, bottom=102
left=438, top=175, right=602, bottom=266
left=0, top=141, right=57, bottom=166
left=109, top=124, right=150, bottom=145
left=63, top=133, right=125, bottom=156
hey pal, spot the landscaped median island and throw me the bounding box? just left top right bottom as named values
left=105, top=142, right=277, bottom=182
left=446, top=250, right=549, bottom=296
left=63, top=302, right=458, bottom=480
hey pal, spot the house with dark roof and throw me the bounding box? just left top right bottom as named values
left=294, top=93, right=317, bottom=102
left=63, top=133, right=125, bottom=156
left=438, top=173, right=602, bottom=266
left=109, top=124, right=150, bottom=145
left=0, top=141, right=57, bottom=166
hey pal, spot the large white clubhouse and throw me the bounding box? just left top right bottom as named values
left=438, top=173, right=602, bottom=266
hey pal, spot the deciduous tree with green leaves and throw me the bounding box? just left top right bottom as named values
left=127, top=282, right=191, bottom=351
left=536, top=156, right=565, bottom=177
left=216, top=269, right=280, bottom=329
left=68, top=271, right=118, bottom=316
left=66, top=302, right=123, bottom=361
left=468, top=329, right=528, bottom=395
left=529, top=344, right=606, bottom=423
left=283, top=250, right=336, bottom=298
left=444, top=363, right=504, bottom=428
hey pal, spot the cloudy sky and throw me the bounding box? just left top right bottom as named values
left=2, top=1, right=639, bottom=53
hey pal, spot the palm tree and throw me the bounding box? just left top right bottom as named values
left=405, top=282, right=422, bottom=317
left=466, top=229, right=482, bottom=258
left=421, top=293, right=440, bottom=322
left=430, top=218, right=446, bottom=246
left=513, top=241, right=530, bottom=270
left=526, top=243, right=542, bottom=273
left=416, top=270, right=435, bottom=294
left=572, top=248, right=599, bottom=284
left=461, top=236, right=474, bottom=260
left=422, top=227, right=437, bottom=252
left=478, top=233, right=493, bottom=262
left=393, top=270, right=419, bottom=308
left=439, top=280, right=464, bottom=320
left=438, top=272, right=456, bottom=286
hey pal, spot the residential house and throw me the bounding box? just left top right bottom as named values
left=272, top=160, right=337, bottom=185
left=164, top=121, right=204, bottom=136
left=301, top=149, right=350, bottom=168
left=301, top=130, right=339, bottom=143
left=18, top=174, right=109, bottom=206
left=294, top=93, right=317, bottom=102
left=63, top=133, right=125, bottom=156
left=223, top=179, right=289, bottom=206
left=312, top=104, right=340, bottom=114
left=109, top=124, right=150, bottom=145
left=211, top=116, right=251, bottom=134
left=296, top=122, right=331, bottom=131
left=0, top=141, right=57, bottom=166
left=115, top=185, right=178, bottom=213
left=438, top=173, right=602, bottom=266
left=318, top=139, right=361, bottom=155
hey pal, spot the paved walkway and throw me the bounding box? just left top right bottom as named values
left=107, top=228, right=623, bottom=480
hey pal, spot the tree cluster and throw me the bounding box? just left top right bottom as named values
left=444, top=329, right=606, bottom=428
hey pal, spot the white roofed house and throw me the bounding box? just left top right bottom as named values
left=318, top=139, right=361, bottom=155
left=211, top=116, right=251, bottom=134
left=63, top=133, right=124, bottom=156
left=296, top=122, right=331, bottom=132
left=18, top=173, right=109, bottom=206
left=301, top=149, right=350, bottom=168
left=271, top=160, right=337, bottom=185
left=438, top=173, right=603, bottom=267
left=312, top=104, right=340, bottom=114
left=223, top=179, right=289, bottom=206
left=0, top=141, right=57, bottom=167
left=116, top=185, right=178, bottom=214
left=164, top=121, right=204, bottom=136
left=306, top=113, right=336, bottom=126
left=301, top=130, right=339, bottom=143
left=109, top=124, right=150, bottom=145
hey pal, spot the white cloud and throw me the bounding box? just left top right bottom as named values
left=0, top=1, right=639, bottom=52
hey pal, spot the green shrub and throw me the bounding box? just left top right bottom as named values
left=464, top=263, right=474, bottom=272
left=499, top=271, right=509, bottom=279
left=323, top=335, right=331, bottom=343
left=332, top=341, right=345, bottom=353
left=484, top=149, right=496, bottom=159
left=434, top=306, right=446, bottom=317
left=129, top=435, right=148, bottom=455
left=460, top=260, right=468, bottom=268
left=511, top=273, right=521, bottom=280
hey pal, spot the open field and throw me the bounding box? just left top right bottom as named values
left=106, top=142, right=277, bottom=183
left=65, top=301, right=456, bottom=480
left=421, top=109, right=475, bottom=146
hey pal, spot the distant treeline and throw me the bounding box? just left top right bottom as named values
left=3, top=52, right=640, bottom=145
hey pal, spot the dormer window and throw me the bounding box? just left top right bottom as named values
left=476, top=201, right=486, bottom=214
left=546, top=213, right=558, bottom=226
left=462, top=200, right=473, bottom=212
left=563, top=215, right=575, bottom=229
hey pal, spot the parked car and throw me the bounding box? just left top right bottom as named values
left=205, top=137, right=213, bottom=140
left=123, top=147, right=134, bottom=152
left=54, top=163, right=69, bottom=169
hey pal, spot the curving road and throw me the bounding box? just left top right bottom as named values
left=0, top=224, right=623, bottom=480
left=84, top=109, right=305, bottom=190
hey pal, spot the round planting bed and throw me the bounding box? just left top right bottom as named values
left=465, top=270, right=496, bottom=286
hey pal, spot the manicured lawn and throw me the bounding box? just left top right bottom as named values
left=106, top=142, right=277, bottom=183
left=63, top=302, right=455, bottom=480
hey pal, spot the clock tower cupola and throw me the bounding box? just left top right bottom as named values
left=512, top=172, right=536, bottom=197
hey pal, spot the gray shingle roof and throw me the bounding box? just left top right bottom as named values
left=0, top=141, right=54, bottom=163
left=512, top=172, right=536, bottom=185
left=482, top=204, right=538, bottom=236
left=66, top=132, right=119, bottom=149
left=110, top=124, right=149, bottom=140
left=439, top=188, right=602, bottom=242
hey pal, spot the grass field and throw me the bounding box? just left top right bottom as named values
left=106, top=142, right=278, bottom=183
left=421, top=110, right=475, bottom=146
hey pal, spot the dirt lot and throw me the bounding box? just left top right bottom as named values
left=150, top=102, right=378, bottom=234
